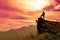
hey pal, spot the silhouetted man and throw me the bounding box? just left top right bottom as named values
left=41, top=11, right=45, bottom=19
left=36, top=11, right=45, bottom=34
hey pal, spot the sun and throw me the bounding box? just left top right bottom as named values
left=8, top=0, right=51, bottom=12
left=27, top=0, right=50, bottom=10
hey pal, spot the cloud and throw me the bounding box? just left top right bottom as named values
left=0, top=0, right=29, bottom=19
left=54, top=4, right=60, bottom=9
left=0, top=0, right=60, bottom=20
left=0, top=0, right=24, bottom=12
left=0, top=10, right=27, bottom=19
left=43, top=0, right=60, bottom=11
left=56, top=0, right=60, bottom=4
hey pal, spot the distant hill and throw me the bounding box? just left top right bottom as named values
left=0, top=25, right=37, bottom=40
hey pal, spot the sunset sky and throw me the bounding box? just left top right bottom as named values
left=0, top=0, right=60, bottom=20
left=0, top=0, right=60, bottom=31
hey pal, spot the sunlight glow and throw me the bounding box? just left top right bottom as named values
left=8, top=0, right=51, bottom=12
left=27, top=0, right=50, bottom=10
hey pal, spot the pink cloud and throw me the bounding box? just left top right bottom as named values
left=0, top=0, right=28, bottom=19
left=43, top=0, right=60, bottom=11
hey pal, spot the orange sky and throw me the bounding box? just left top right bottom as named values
left=0, top=0, right=60, bottom=31
left=0, top=0, right=59, bottom=19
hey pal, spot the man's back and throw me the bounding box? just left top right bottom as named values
left=41, top=11, right=45, bottom=18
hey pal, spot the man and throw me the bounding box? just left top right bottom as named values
left=41, top=11, right=45, bottom=19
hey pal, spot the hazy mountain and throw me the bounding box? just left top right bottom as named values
left=0, top=19, right=60, bottom=40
